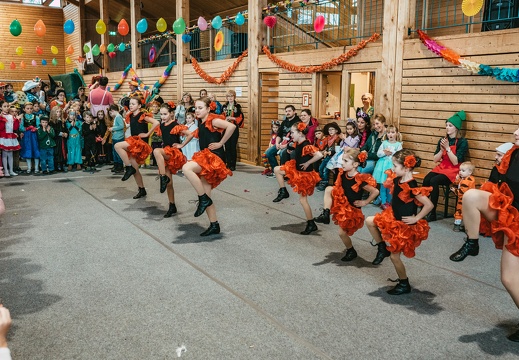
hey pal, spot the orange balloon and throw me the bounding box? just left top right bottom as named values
left=34, top=19, right=46, bottom=37
left=20, top=61, right=26, bottom=69
left=100, top=43, right=106, bottom=53
left=66, top=45, right=74, bottom=55
left=36, top=46, right=43, bottom=55
left=10, top=62, right=16, bottom=70
left=118, top=19, right=129, bottom=36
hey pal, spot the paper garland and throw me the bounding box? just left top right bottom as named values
left=191, top=50, right=248, bottom=84
left=108, top=61, right=175, bottom=92
left=417, top=29, right=519, bottom=83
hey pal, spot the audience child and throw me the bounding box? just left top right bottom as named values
left=37, top=116, right=56, bottom=174
left=95, top=110, right=108, bottom=165
left=108, top=105, right=125, bottom=173
left=20, top=101, right=41, bottom=174
left=209, top=93, right=223, bottom=115
left=82, top=111, right=100, bottom=172
left=316, top=122, right=341, bottom=191
left=326, top=120, right=361, bottom=177
left=66, top=110, right=83, bottom=171
left=262, top=120, right=280, bottom=175
left=450, top=161, right=476, bottom=232
left=49, top=106, right=68, bottom=172
left=9, top=106, right=22, bottom=173
left=180, top=112, right=199, bottom=161
left=101, top=110, right=114, bottom=166
left=0, top=100, right=21, bottom=177
left=4, top=84, right=17, bottom=105
left=356, top=112, right=371, bottom=148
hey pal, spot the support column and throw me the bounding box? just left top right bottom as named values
left=79, top=0, right=86, bottom=75
left=100, top=0, right=110, bottom=73
left=176, top=0, right=190, bottom=101
left=130, top=0, right=141, bottom=70
left=379, top=0, right=399, bottom=122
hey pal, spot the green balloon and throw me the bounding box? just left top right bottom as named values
left=107, top=43, right=115, bottom=53
left=10, top=19, right=22, bottom=37
left=52, top=58, right=58, bottom=66
left=173, top=17, right=186, bottom=35
left=92, top=44, right=101, bottom=56
left=83, top=44, right=91, bottom=53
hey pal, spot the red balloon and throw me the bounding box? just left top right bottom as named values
left=10, top=62, right=16, bottom=70
left=118, top=19, right=129, bottom=36
left=36, top=46, right=43, bottom=55
left=108, top=51, right=116, bottom=59
left=263, top=16, right=277, bottom=29
left=314, top=15, right=325, bottom=33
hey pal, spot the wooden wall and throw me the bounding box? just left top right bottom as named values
left=0, top=3, right=66, bottom=81
left=63, top=3, right=82, bottom=74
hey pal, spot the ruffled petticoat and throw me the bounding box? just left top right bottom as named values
left=163, top=146, right=187, bottom=174
left=191, top=148, right=232, bottom=188
left=281, top=159, right=321, bottom=196
left=126, top=135, right=152, bottom=165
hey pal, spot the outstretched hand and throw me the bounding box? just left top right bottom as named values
left=208, top=142, right=223, bottom=150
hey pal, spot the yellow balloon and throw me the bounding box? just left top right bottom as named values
left=65, top=56, right=72, bottom=64
left=156, top=17, right=167, bottom=32
left=96, top=19, right=107, bottom=35
left=51, top=45, right=59, bottom=55
left=0, top=62, right=4, bottom=70
left=16, top=46, right=23, bottom=56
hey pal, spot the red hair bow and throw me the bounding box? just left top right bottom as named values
left=168, top=101, right=175, bottom=108
left=357, top=151, right=368, bottom=163
left=297, top=122, right=307, bottom=132
left=404, top=155, right=417, bottom=168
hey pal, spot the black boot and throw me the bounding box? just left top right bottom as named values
left=133, top=187, right=147, bottom=199
left=341, top=247, right=358, bottom=261
left=508, top=329, right=519, bottom=342
left=314, top=208, right=330, bottom=224
left=121, top=165, right=136, bottom=181
left=200, top=221, right=220, bottom=236
left=194, top=194, right=213, bottom=217
left=114, top=164, right=124, bottom=174
left=159, top=175, right=170, bottom=193
left=300, top=220, right=318, bottom=235
left=164, top=203, right=177, bottom=218
left=372, top=242, right=390, bottom=265
left=387, top=278, right=411, bottom=295
left=273, top=187, right=289, bottom=202
left=449, top=238, right=479, bottom=262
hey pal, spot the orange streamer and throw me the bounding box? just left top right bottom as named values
left=191, top=50, right=248, bottom=84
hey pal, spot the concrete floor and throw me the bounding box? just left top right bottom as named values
left=1, top=163, right=519, bottom=359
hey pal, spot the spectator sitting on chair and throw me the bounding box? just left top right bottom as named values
left=264, top=105, right=300, bottom=172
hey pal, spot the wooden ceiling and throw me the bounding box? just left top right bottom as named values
left=84, top=0, right=249, bottom=26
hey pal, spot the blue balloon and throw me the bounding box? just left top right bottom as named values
left=136, top=18, right=148, bottom=34
left=181, top=34, right=192, bottom=43
left=235, top=12, right=245, bottom=26
left=211, top=15, right=222, bottom=30
left=119, top=43, right=126, bottom=52
left=63, top=19, right=75, bottom=34
left=42, top=59, right=47, bottom=66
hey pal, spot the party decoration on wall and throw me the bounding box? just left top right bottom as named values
left=119, top=43, right=126, bottom=52
left=262, top=33, right=380, bottom=73
left=34, top=19, right=46, bottom=37
left=67, top=45, right=74, bottom=55
left=41, top=59, right=47, bottom=66
left=137, top=18, right=148, bottom=33
left=16, top=47, right=23, bottom=56
left=212, top=16, right=223, bottom=30
left=91, top=44, right=101, bottom=56
left=109, top=52, right=116, bottom=59
left=108, top=63, right=132, bottom=91
left=64, top=19, right=75, bottom=34
left=100, top=44, right=106, bottom=53
left=235, top=12, right=245, bottom=26
left=20, top=61, right=26, bottom=69
left=118, top=19, right=129, bottom=36
left=152, top=61, right=175, bottom=89
left=51, top=46, right=59, bottom=55
left=107, top=43, right=115, bottom=53
left=52, top=58, right=58, bottom=66
left=84, top=44, right=91, bottom=54
left=96, top=19, right=107, bottom=35
left=173, top=17, right=186, bottom=34
left=0, top=62, right=4, bottom=71
left=156, top=17, right=167, bottom=32
left=182, top=34, right=192, bottom=43
left=36, top=46, right=43, bottom=55
left=263, top=15, right=277, bottom=29
left=148, top=45, right=157, bottom=63
left=31, top=60, right=37, bottom=66
left=198, top=17, right=208, bottom=31
left=314, top=15, right=325, bottom=33
left=461, top=0, right=484, bottom=17
left=191, top=50, right=248, bottom=84
left=10, top=62, right=16, bottom=70
left=214, top=31, right=224, bottom=52
left=417, top=29, right=519, bottom=83
left=10, top=20, right=22, bottom=36
left=65, top=57, right=71, bottom=65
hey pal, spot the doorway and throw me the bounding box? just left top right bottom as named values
left=348, top=71, right=376, bottom=118
left=316, top=72, right=342, bottom=122
left=259, top=72, right=279, bottom=164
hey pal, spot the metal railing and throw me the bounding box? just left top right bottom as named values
left=188, top=24, right=249, bottom=63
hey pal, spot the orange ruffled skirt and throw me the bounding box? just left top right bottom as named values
left=479, top=182, right=519, bottom=256
left=373, top=207, right=430, bottom=258
left=164, top=146, right=187, bottom=174
left=191, top=148, right=232, bottom=188
left=126, top=136, right=152, bottom=165
left=281, top=160, right=321, bottom=196
left=330, top=187, right=364, bottom=235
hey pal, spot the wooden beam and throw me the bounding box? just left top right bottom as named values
left=176, top=0, right=189, bottom=101
left=79, top=0, right=86, bottom=75
left=43, top=0, right=53, bottom=5
left=130, top=0, right=141, bottom=69
left=379, top=0, right=398, bottom=120
left=66, top=0, right=80, bottom=6
left=100, top=0, right=110, bottom=74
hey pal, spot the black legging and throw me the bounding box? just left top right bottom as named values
left=423, top=172, right=451, bottom=212
left=225, top=127, right=239, bottom=168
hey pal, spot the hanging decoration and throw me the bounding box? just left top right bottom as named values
left=20, top=61, right=26, bottom=69
left=118, top=19, right=130, bottom=36
left=36, top=46, right=43, bottom=55
left=34, top=19, right=46, bottom=37
left=42, top=59, right=47, bottom=66
left=314, top=15, right=325, bottom=33
left=173, top=17, right=186, bottom=34
left=461, top=0, right=484, bottom=17
left=67, top=45, right=74, bottom=55
left=83, top=44, right=91, bottom=53
left=52, top=58, right=58, bottom=66
left=148, top=46, right=157, bottom=63
left=100, top=44, right=106, bottom=53
left=214, top=31, right=224, bottom=52
left=156, top=17, right=167, bottom=32
left=15, top=47, right=23, bottom=56
left=263, top=15, right=277, bottom=29
left=107, top=62, right=175, bottom=93
left=119, top=43, right=126, bottom=52
left=96, top=19, right=107, bottom=35
left=31, top=60, right=37, bottom=66
left=63, top=19, right=75, bottom=34
left=417, top=29, right=519, bottom=83
left=109, top=52, right=116, bottom=59
left=107, top=43, right=115, bottom=53
left=262, top=33, right=380, bottom=73
left=10, top=20, right=22, bottom=37
left=0, top=62, right=4, bottom=71
left=10, top=62, right=15, bottom=70
left=137, top=18, right=148, bottom=33
left=92, top=44, right=101, bottom=56
left=235, top=12, right=245, bottom=26
left=65, top=57, right=72, bottom=65
left=198, top=17, right=208, bottom=31
left=152, top=61, right=175, bottom=89
left=191, top=50, right=248, bottom=84
left=182, top=34, right=192, bottom=43
left=211, top=15, right=223, bottom=30
left=51, top=46, right=59, bottom=55
left=108, top=64, right=132, bottom=92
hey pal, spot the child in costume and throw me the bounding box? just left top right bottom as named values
left=0, top=100, right=21, bottom=177
left=262, top=120, right=280, bottom=176
left=37, top=116, right=56, bottom=174
left=316, top=122, right=341, bottom=191
left=19, top=102, right=40, bottom=174
left=181, top=112, right=199, bottom=161
left=450, top=161, right=476, bottom=232
left=372, top=125, right=403, bottom=209
left=222, top=90, right=244, bottom=171
left=181, top=97, right=235, bottom=236
left=4, top=84, right=17, bottom=105
left=272, top=121, right=323, bottom=235
left=366, top=149, right=433, bottom=295
left=326, top=120, right=361, bottom=179
left=82, top=111, right=100, bottom=172
left=153, top=102, right=192, bottom=218
left=114, top=95, right=159, bottom=199
left=66, top=110, right=83, bottom=171
left=49, top=106, right=68, bottom=172
left=314, top=149, right=379, bottom=261
left=9, top=106, right=22, bottom=173
left=95, top=110, right=108, bottom=165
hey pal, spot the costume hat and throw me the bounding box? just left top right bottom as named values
left=22, top=80, right=40, bottom=92
left=496, top=142, right=514, bottom=154
left=447, top=110, right=466, bottom=130
left=323, top=121, right=342, bottom=135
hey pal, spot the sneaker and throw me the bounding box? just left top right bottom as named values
left=372, top=196, right=382, bottom=206
left=261, top=169, right=272, bottom=175
left=380, top=203, right=391, bottom=210
left=266, top=173, right=275, bottom=178
left=9, top=172, right=18, bottom=176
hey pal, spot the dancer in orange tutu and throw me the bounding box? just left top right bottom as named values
left=181, top=97, right=235, bottom=236
left=114, top=95, right=159, bottom=199
left=365, top=149, right=433, bottom=295
left=314, top=149, right=379, bottom=261
left=152, top=102, right=192, bottom=218
left=272, top=122, right=323, bottom=235
left=449, top=127, right=519, bottom=341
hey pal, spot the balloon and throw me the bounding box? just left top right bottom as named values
left=263, top=16, right=277, bottom=29
left=137, top=18, right=148, bottom=33
left=16, top=46, right=23, bottom=56
left=0, top=62, right=4, bottom=71
left=10, top=20, right=22, bottom=36
left=118, top=43, right=126, bottom=52
left=10, top=62, right=16, bottom=70
left=235, top=12, right=245, bottom=26
left=65, top=57, right=71, bottom=64
left=211, top=16, right=222, bottom=30
left=314, top=15, right=325, bottom=33
left=156, top=17, right=167, bottom=32
left=100, top=44, right=106, bottom=53
left=32, top=60, right=37, bottom=66
left=108, top=51, right=116, bottom=59
left=198, top=17, right=208, bottom=31
left=42, top=59, right=47, bottom=66
left=107, top=43, right=115, bottom=53
left=63, top=19, right=75, bottom=34
left=51, top=46, right=59, bottom=55
left=67, top=45, right=74, bottom=55
left=52, top=58, right=58, bottom=66
left=34, top=19, right=46, bottom=37
left=96, top=19, right=107, bottom=35
left=182, top=34, right=191, bottom=43
left=214, top=31, right=224, bottom=52
left=91, top=44, right=100, bottom=56
left=83, top=44, right=90, bottom=53
left=148, top=45, right=157, bottom=63
left=118, top=19, right=129, bottom=36
left=173, top=17, right=186, bottom=34
left=36, top=46, right=43, bottom=55
left=20, top=61, right=26, bottom=69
